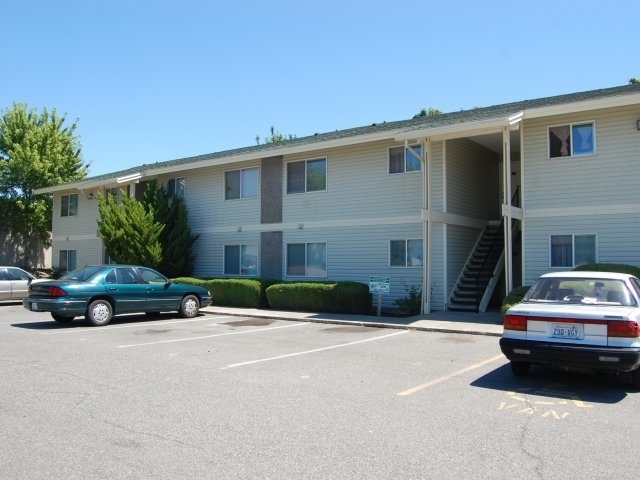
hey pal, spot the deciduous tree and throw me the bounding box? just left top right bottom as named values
left=0, top=103, right=88, bottom=267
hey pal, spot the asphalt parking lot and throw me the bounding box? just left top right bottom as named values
left=3, top=303, right=640, bottom=479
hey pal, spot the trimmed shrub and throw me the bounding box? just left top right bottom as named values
left=173, top=277, right=262, bottom=308
left=500, top=285, right=531, bottom=315
left=266, top=281, right=371, bottom=314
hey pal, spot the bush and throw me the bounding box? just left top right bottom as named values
left=393, top=284, right=422, bottom=316
left=266, top=281, right=371, bottom=314
left=173, top=277, right=262, bottom=308
left=500, top=285, right=531, bottom=315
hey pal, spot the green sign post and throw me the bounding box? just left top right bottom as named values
left=369, top=276, right=390, bottom=316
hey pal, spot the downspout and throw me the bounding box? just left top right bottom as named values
left=423, top=138, right=431, bottom=314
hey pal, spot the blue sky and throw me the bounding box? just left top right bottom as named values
left=3, top=0, right=638, bottom=176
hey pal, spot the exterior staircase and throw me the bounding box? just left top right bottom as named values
left=448, top=222, right=504, bottom=313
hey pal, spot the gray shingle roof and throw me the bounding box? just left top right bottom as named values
left=63, top=82, right=640, bottom=188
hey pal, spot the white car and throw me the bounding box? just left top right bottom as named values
left=500, top=271, right=640, bottom=388
left=0, top=266, right=40, bottom=301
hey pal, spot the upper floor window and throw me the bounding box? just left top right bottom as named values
left=286, top=242, right=327, bottom=276
left=225, top=167, right=258, bottom=200
left=224, top=244, right=258, bottom=276
left=60, top=194, right=78, bottom=217
left=548, top=122, right=595, bottom=158
left=550, top=234, right=596, bottom=267
left=167, top=177, right=185, bottom=198
left=287, top=158, right=326, bottom=193
left=389, top=144, right=422, bottom=174
left=390, top=239, right=423, bottom=267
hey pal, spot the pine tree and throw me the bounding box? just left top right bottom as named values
left=97, top=191, right=163, bottom=267
left=143, top=180, right=199, bottom=278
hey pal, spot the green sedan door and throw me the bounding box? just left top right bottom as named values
left=137, top=267, right=182, bottom=312
left=104, top=267, right=148, bottom=313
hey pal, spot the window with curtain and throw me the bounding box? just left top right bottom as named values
left=549, top=122, right=595, bottom=158
left=287, top=158, right=326, bottom=193
left=225, top=167, right=258, bottom=200
left=390, top=239, right=423, bottom=267
left=389, top=145, right=422, bottom=174
left=286, top=242, right=327, bottom=276
left=224, top=244, right=258, bottom=276
left=59, top=250, right=77, bottom=272
left=550, top=234, right=596, bottom=267
left=60, top=194, right=78, bottom=217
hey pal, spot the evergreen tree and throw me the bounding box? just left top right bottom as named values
left=97, top=191, right=163, bottom=268
left=143, top=180, right=199, bottom=278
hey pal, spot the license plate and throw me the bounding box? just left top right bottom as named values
left=552, top=323, right=583, bottom=339
left=30, top=302, right=40, bottom=312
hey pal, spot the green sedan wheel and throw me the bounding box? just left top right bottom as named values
left=86, top=299, right=113, bottom=326
left=179, top=295, right=200, bottom=318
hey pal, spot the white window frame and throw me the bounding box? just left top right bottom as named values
left=547, top=121, right=596, bottom=158
left=225, top=167, right=259, bottom=200
left=549, top=234, right=597, bottom=268
left=286, top=242, right=327, bottom=277
left=223, top=244, right=259, bottom=276
left=390, top=239, right=423, bottom=267
left=388, top=144, right=422, bottom=174
left=60, top=193, right=78, bottom=217
left=286, top=158, right=327, bottom=194
left=167, top=177, right=185, bottom=198
left=59, top=249, right=77, bottom=272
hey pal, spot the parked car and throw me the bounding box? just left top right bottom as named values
left=500, top=271, right=640, bottom=388
left=23, top=265, right=212, bottom=326
left=0, top=266, right=42, bottom=301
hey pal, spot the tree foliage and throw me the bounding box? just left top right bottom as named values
left=255, top=125, right=296, bottom=145
left=97, top=191, right=164, bottom=268
left=0, top=103, right=88, bottom=266
left=413, top=107, right=443, bottom=119
left=142, top=180, right=199, bottom=277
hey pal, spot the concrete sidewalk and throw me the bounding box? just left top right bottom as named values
left=202, top=306, right=504, bottom=337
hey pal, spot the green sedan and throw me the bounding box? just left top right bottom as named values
left=23, top=265, right=212, bottom=326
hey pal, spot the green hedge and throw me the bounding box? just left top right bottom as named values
left=266, top=281, right=371, bottom=314
left=173, top=278, right=262, bottom=308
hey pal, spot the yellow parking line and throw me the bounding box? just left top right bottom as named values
left=398, top=354, right=505, bottom=396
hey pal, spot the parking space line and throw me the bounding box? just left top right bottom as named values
left=118, top=322, right=308, bottom=348
left=397, top=354, right=505, bottom=396
left=221, top=330, right=408, bottom=369
left=40, top=315, right=236, bottom=335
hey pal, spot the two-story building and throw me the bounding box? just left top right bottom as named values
left=37, top=83, right=640, bottom=314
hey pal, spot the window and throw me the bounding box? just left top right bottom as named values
left=286, top=242, right=327, bottom=276
left=389, top=144, right=422, bottom=174
left=224, top=244, right=258, bottom=276
left=167, top=177, right=185, bottom=197
left=225, top=167, right=258, bottom=200
left=550, top=234, right=596, bottom=267
left=60, top=194, right=78, bottom=217
left=59, top=250, right=77, bottom=272
left=287, top=158, right=326, bottom=193
left=390, top=239, right=423, bottom=267
left=548, top=122, right=595, bottom=158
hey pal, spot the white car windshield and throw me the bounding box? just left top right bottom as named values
left=525, top=277, right=636, bottom=306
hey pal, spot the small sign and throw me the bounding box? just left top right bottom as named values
left=369, top=276, right=390, bottom=294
